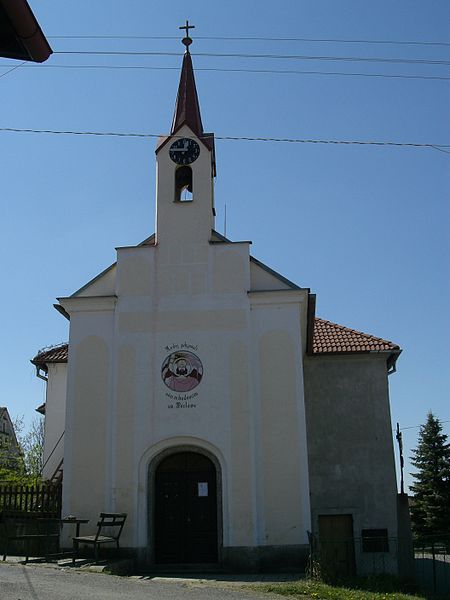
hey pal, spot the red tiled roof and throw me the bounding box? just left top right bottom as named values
left=31, top=319, right=399, bottom=367
left=313, top=317, right=400, bottom=354
left=31, top=343, right=68, bottom=370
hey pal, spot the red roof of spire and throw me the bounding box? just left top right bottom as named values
left=171, top=50, right=204, bottom=137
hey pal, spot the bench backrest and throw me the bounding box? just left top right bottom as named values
left=94, top=512, right=127, bottom=542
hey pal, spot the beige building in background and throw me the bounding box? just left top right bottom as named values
left=32, top=35, right=404, bottom=573
left=0, top=407, right=22, bottom=471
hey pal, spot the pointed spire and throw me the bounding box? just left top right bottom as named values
left=171, top=22, right=204, bottom=137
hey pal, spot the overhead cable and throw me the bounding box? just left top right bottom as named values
left=0, top=61, right=27, bottom=79
left=0, top=127, right=448, bottom=155
left=47, top=34, right=450, bottom=47
left=2, top=63, right=449, bottom=81
left=53, top=51, right=450, bottom=67
left=399, top=419, right=450, bottom=431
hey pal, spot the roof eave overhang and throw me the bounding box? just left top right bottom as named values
left=31, top=357, right=67, bottom=369
left=387, top=348, right=402, bottom=373
left=309, top=348, right=402, bottom=365
left=35, top=403, right=46, bottom=415
left=30, top=357, right=48, bottom=373
left=0, top=0, right=52, bottom=62
left=54, top=303, right=70, bottom=320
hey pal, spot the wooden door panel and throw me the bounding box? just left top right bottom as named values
left=186, top=470, right=217, bottom=562
left=318, top=514, right=356, bottom=578
left=155, top=452, right=218, bottom=564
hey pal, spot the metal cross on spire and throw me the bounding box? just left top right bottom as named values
left=179, top=20, right=195, bottom=51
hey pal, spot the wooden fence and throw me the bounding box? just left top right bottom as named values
left=0, top=483, right=62, bottom=516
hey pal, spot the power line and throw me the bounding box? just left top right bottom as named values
left=219, top=136, right=450, bottom=150
left=432, top=146, right=450, bottom=156
left=3, top=63, right=449, bottom=82
left=47, top=34, right=450, bottom=47
left=0, top=127, right=448, bottom=154
left=54, top=50, right=450, bottom=67
left=0, top=61, right=27, bottom=79
left=399, top=419, right=450, bottom=432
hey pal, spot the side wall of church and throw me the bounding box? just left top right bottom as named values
left=42, top=363, right=67, bottom=481
left=304, top=354, right=399, bottom=573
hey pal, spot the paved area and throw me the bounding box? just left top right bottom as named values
left=0, top=560, right=301, bottom=600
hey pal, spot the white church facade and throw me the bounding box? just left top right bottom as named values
left=32, top=32, right=404, bottom=573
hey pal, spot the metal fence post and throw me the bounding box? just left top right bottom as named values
left=432, top=540, right=436, bottom=594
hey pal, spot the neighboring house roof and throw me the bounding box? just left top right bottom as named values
left=31, top=318, right=401, bottom=370
left=0, top=406, right=16, bottom=425
left=0, top=0, right=52, bottom=62
left=313, top=317, right=400, bottom=354
left=31, top=343, right=68, bottom=372
left=0, top=406, right=20, bottom=451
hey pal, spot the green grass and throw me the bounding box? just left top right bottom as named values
left=254, top=578, right=426, bottom=600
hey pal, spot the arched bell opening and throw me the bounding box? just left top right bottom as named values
left=175, top=165, right=193, bottom=202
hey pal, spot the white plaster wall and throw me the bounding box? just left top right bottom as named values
left=42, top=363, right=67, bottom=481
left=75, top=264, right=116, bottom=297
left=59, top=127, right=311, bottom=556
left=250, top=260, right=292, bottom=291
left=60, top=254, right=312, bottom=552
left=156, top=124, right=214, bottom=246
left=59, top=299, right=116, bottom=535
left=249, top=291, right=311, bottom=547
left=111, top=239, right=255, bottom=549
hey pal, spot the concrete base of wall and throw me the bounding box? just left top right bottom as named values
left=131, top=544, right=309, bottom=573
left=222, top=544, right=309, bottom=572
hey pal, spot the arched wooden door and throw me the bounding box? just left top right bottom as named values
left=155, top=451, right=218, bottom=564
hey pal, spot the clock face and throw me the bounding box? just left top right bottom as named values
left=169, top=138, right=200, bottom=165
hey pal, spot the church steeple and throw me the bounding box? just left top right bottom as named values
left=171, top=23, right=204, bottom=137
left=155, top=22, right=216, bottom=246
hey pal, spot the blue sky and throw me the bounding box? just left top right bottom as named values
left=1, top=1, right=448, bottom=491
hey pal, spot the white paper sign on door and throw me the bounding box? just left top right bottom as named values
left=198, top=482, right=208, bottom=497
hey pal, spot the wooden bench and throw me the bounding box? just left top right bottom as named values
left=0, top=511, right=60, bottom=563
left=72, top=512, right=127, bottom=563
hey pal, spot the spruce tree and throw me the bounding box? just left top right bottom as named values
left=410, top=412, right=450, bottom=538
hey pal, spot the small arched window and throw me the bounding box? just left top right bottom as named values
left=175, top=166, right=193, bottom=202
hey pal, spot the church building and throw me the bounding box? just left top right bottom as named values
left=32, top=28, right=403, bottom=573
